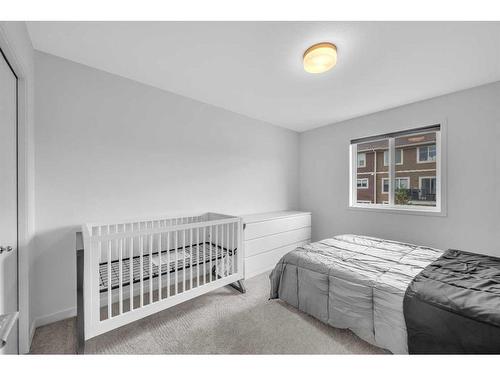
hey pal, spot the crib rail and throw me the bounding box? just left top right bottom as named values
left=82, top=213, right=243, bottom=340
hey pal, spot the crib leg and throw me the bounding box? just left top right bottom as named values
left=212, top=266, right=246, bottom=293
left=229, top=280, right=246, bottom=294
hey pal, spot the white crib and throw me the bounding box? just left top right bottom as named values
left=79, top=212, right=244, bottom=342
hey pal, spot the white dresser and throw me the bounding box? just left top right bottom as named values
left=242, top=211, right=311, bottom=279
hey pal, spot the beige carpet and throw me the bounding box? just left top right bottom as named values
left=30, top=272, right=386, bottom=354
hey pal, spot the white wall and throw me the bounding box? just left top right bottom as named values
left=0, top=21, right=36, bottom=354
left=33, top=52, right=299, bottom=324
left=300, top=82, right=500, bottom=255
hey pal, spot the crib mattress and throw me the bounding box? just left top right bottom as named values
left=99, top=243, right=231, bottom=292
left=269, top=234, right=443, bottom=354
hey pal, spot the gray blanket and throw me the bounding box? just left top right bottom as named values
left=269, top=234, right=443, bottom=353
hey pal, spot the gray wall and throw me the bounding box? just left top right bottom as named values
left=299, top=82, right=500, bottom=255
left=34, top=52, right=299, bottom=323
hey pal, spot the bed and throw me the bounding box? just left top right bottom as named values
left=404, top=249, right=500, bottom=354
left=269, top=234, right=443, bottom=353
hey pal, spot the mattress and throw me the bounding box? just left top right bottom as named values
left=269, top=234, right=443, bottom=353
left=99, top=243, right=231, bottom=292
left=404, top=249, right=500, bottom=353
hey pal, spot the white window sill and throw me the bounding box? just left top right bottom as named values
left=348, top=203, right=446, bottom=217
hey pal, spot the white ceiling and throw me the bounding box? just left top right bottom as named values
left=27, top=22, right=500, bottom=132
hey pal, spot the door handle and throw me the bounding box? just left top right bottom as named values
left=0, top=246, right=13, bottom=254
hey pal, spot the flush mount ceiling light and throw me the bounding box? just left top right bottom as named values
left=303, top=42, right=337, bottom=74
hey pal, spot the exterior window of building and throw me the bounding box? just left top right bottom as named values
left=357, top=178, right=369, bottom=189
left=417, top=144, right=436, bottom=163
left=357, top=153, right=366, bottom=167
left=353, top=139, right=388, bottom=206
left=383, top=149, right=403, bottom=166
left=382, top=177, right=409, bottom=193
left=383, top=178, right=389, bottom=193
left=350, top=125, right=442, bottom=213
left=396, top=177, right=410, bottom=190
left=419, top=177, right=436, bottom=196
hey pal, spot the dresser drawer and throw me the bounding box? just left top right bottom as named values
left=244, top=214, right=311, bottom=241
left=245, top=240, right=309, bottom=279
left=244, top=226, right=311, bottom=257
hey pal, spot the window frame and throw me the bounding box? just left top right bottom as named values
left=349, top=124, right=445, bottom=216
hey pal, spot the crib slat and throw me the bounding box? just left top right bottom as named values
left=175, top=230, right=178, bottom=295
left=107, top=240, right=112, bottom=319
left=196, top=227, right=200, bottom=288
left=198, top=227, right=207, bottom=285
left=225, top=223, right=229, bottom=276
left=166, top=231, right=170, bottom=298
left=232, top=222, right=236, bottom=275
left=189, top=228, right=193, bottom=290
left=226, top=223, right=230, bottom=276
left=208, top=225, right=214, bottom=283
left=209, top=225, right=213, bottom=283
left=158, top=232, right=162, bottom=301
left=237, top=220, right=242, bottom=273
left=203, top=226, right=206, bottom=285
left=216, top=224, right=219, bottom=279
left=98, top=227, right=103, bottom=319
left=183, top=229, right=186, bottom=292
left=149, top=234, right=153, bottom=304
left=129, top=237, right=133, bottom=311
left=226, top=223, right=230, bottom=274
left=119, top=238, right=123, bottom=315
left=221, top=224, right=225, bottom=278
left=140, top=234, right=144, bottom=308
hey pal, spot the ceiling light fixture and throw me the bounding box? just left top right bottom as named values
left=303, top=42, right=337, bottom=74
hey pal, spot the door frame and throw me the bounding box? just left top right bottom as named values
left=0, top=26, right=34, bottom=354
left=0, top=44, right=19, bottom=355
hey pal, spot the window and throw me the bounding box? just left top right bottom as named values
left=350, top=125, right=442, bottom=213
left=382, top=177, right=409, bottom=193
left=357, top=153, right=366, bottom=167
left=419, top=177, right=436, bottom=200
left=396, top=177, right=410, bottom=190
left=384, top=149, right=403, bottom=166
left=357, top=178, right=369, bottom=189
left=417, top=145, right=436, bottom=163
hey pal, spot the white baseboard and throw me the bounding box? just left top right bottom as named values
left=27, top=307, right=76, bottom=353
left=29, top=322, right=36, bottom=351
left=32, top=307, right=77, bottom=331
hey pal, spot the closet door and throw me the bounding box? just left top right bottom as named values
left=0, top=49, right=18, bottom=354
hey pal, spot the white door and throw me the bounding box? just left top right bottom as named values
left=0, top=49, right=18, bottom=354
